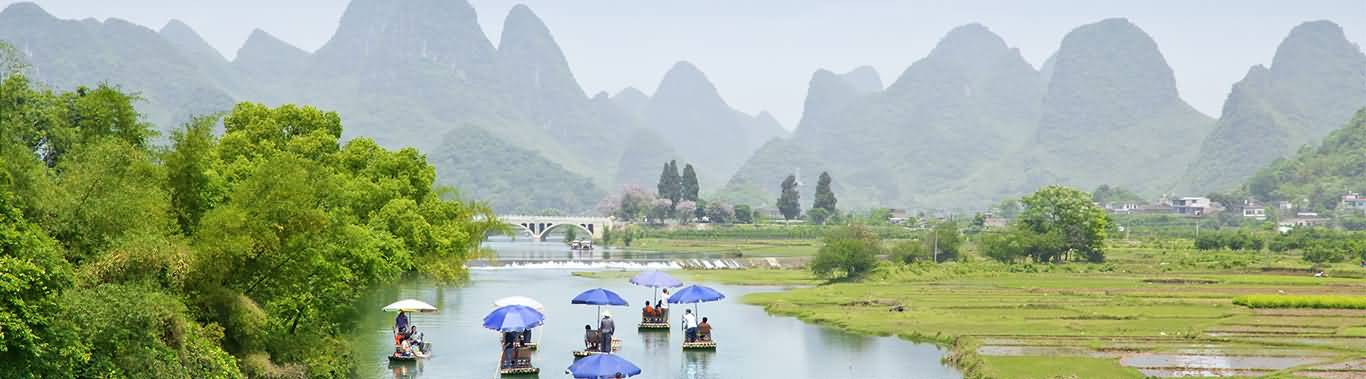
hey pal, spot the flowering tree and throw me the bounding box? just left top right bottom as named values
left=616, top=185, right=656, bottom=221
left=649, top=198, right=672, bottom=223
left=706, top=201, right=734, bottom=224
left=675, top=201, right=697, bottom=223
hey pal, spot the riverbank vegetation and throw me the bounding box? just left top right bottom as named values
left=0, top=72, right=496, bottom=377
left=643, top=184, right=1366, bottom=377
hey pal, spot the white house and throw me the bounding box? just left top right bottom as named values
left=1170, top=197, right=1212, bottom=216
left=1239, top=200, right=1267, bottom=221
left=1342, top=193, right=1366, bottom=214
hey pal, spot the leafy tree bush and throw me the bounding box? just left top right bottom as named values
left=810, top=225, right=881, bottom=280
left=0, top=74, right=500, bottom=377
left=733, top=205, right=754, bottom=224
left=705, top=201, right=734, bottom=224
left=980, top=186, right=1108, bottom=263
left=806, top=207, right=831, bottom=225
left=1194, top=230, right=1265, bottom=251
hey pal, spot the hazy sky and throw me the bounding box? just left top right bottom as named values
left=3, top=0, right=1363, bottom=128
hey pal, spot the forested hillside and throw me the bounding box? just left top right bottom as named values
left=426, top=127, right=603, bottom=214
left=0, top=69, right=499, bottom=377
left=1182, top=21, right=1366, bottom=194
left=1247, top=108, right=1366, bottom=210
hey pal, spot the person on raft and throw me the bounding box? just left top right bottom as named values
left=682, top=309, right=698, bottom=342
left=599, top=311, right=616, bottom=352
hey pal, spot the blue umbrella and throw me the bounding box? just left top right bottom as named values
left=630, top=271, right=683, bottom=303
left=572, top=288, right=629, bottom=321
left=667, top=285, right=726, bottom=304
left=567, top=354, right=642, bottom=378
left=629, top=271, right=683, bottom=288
left=482, top=305, right=545, bottom=332
left=572, top=288, right=629, bottom=306
left=668, top=284, right=726, bottom=321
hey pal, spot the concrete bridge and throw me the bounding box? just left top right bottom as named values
left=498, top=215, right=613, bottom=241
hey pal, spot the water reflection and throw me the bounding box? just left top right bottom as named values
left=681, top=350, right=714, bottom=378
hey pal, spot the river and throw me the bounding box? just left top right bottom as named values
left=351, top=241, right=961, bottom=379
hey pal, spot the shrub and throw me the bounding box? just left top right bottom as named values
left=810, top=225, right=882, bottom=280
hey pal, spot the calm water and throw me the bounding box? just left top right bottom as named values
left=351, top=241, right=960, bottom=379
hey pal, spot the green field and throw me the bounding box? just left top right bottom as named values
left=653, top=246, right=1366, bottom=378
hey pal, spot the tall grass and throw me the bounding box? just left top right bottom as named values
left=1232, top=294, right=1366, bottom=309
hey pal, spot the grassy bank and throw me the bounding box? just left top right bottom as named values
left=740, top=263, right=1366, bottom=378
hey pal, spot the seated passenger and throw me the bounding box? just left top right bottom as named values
left=583, top=324, right=596, bottom=351
left=698, top=317, right=712, bottom=341
left=642, top=301, right=655, bottom=318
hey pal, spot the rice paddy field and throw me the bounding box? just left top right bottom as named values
left=723, top=246, right=1366, bottom=378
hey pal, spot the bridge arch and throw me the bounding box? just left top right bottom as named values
left=541, top=223, right=594, bottom=240
left=497, top=215, right=611, bottom=242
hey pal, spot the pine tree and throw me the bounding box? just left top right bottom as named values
left=813, top=171, right=837, bottom=213
left=681, top=164, right=700, bottom=202
left=666, top=160, right=682, bottom=205
left=778, top=174, right=802, bottom=220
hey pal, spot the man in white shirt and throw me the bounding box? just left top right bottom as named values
left=681, top=309, right=698, bottom=342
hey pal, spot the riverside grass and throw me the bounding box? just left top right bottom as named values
left=1233, top=294, right=1366, bottom=309
left=629, top=244, right=1366, bottom=378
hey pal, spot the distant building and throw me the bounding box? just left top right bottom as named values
left=1278, top=214, right=1331, bottom=233
left=1170, top=197, right=1212, bottom=216
left=1238, top=199, right=1267, bottom=221
left=1342, top=192, right=1366, bottom=214
left=1103, top=202, right=1141, bottom=213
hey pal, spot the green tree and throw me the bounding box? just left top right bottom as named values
left=812, top=171, right=837, bottom=213
left=777, top=174, right=801, bottom=221
left=705, top=201, right=734, bottom=224
left=806, top=207, right=831, bottom=225
left=1091, top=184, right=1142, bottom=204
left=1016, top=186, right=1110, bottom=262
left=734, top=204, right=754, bottom=224
left=927, top=220, right=963, bottom=262
left=810, top=225, right=881, bottom=280
left=681, top=163, right=699, bottom=202
left=165, top=116, right=225, bottom=235
left=0, top=41, right=30, bottom=79
left=657, top=160, right=681, bottom=208
left=564, top=225, right=578, bottom=242
left=0, top=188, right=75, bottom=376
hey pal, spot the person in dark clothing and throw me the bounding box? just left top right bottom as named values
left=599, top=311, right=616, bottom=352
left=520, top=329, right=531, bottom=345
left=584, top=324, right=596, bottom=351
left=501, top=331, right=518, bottom=368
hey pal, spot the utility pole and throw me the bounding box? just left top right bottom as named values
left=933, top=227, right=939, bottom=263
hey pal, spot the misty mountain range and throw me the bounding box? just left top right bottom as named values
left=1, top=0, right=1362, bottom=213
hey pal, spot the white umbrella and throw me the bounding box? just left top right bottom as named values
left=382, top=299, right=438, bottom=313
left=494, top=296, right=545, bottom=311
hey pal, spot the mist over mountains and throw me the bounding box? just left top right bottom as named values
left=1, top=0, right=1361, bottom=213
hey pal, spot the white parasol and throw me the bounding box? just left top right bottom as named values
left=382, top=299, right=438, bottom=313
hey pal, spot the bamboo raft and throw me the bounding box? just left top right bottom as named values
left=499, top=367, right=540, bottom=375
left=571, top=339, right=621, bottom=357
left=637, top=322, right=670, bottom=330
left=682, top=341, right=717, bottom=350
